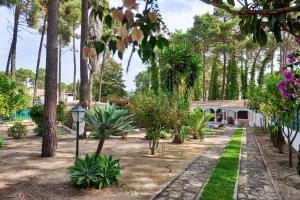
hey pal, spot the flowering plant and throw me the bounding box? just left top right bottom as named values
left=277, top=38, right=300, bottom=101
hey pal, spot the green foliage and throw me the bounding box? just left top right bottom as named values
left=202, top=0, right=299, bottom=45
left=160, top=44, right=201, bottom=96
left=0, top=136, right=4, bottom=149
left=200, top=128, right=243, bottom=200
left=15, top=68, right=35, bottom=85
left=240, top=64, right=248, bottom=99
left=84, top=104, right=133, bottom=139
left=225, top=55, right=239, bottom=100
left=134, top=70, right=151, bottom=93
left=89, top=1, right=169, bottom=64
left=68, top=154, right=121, bottom=189
left=83, top=104, right=133, bottom=156
left=29, top=103, right=44, bottom=136
left=7, top=122, right=27, bottom=139
left=93, top=56, right=127, bottom=101
left=145, top=130, right=171, bottom=140
left=129, top=91, right=173, bottom=154
left=30, top=102, right=68, bottom=136
left=189, top=107, right=214, bottom=140
left=150, top=57, right=160, bottom=94
left=0, top=74, right=30, bottom=119
left=179, top=126, right=190, bottom=141
left=57, top=101, right=67, bottom=125
left=208, top=57, right=220, bottom=100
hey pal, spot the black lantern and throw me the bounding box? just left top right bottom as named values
left=70, top=105, right=86, bottom=158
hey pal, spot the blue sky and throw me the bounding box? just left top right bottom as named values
left=0, top=0, right=213, bottom=91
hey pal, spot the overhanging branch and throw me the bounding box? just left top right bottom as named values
left=199, top=0, right=300, bottom=16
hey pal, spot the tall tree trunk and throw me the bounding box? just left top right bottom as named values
left=202, top=51, right=206, bottom=100
left=33, top=17, right=47, bottom=104
left=5, top=44, right=12, bottom=75
left=58, top=39, right=62, bottom=102
left=41, top=0, right=59, bottom=157
left=10, top=4, right=21, bottom=80
left=98, top=51, right=106, bottom=102
left=72, top=25, right=77, bottom=101
left=221, top=52, right=227, bottom=100
left=80, top=0, right=90, bottom=109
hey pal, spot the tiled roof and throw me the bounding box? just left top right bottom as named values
left=192, top=100, right=247, bottom=108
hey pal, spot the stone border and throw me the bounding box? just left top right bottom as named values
left=253, top=133, right=283, bottom=200
left=233, top=128, right=244, bottom=200
left=150, top=129, right=233, bottom=200
left=150, top=145, right=211, bottom=200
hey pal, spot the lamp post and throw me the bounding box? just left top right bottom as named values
left=70, top=105, right=86, bottom=158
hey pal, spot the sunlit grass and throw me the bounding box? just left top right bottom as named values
left=200, top=128, right=243, bottom=200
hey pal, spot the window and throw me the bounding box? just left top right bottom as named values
left=237, top=111, right=248, bottom=119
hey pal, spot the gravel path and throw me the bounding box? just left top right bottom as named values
left=152, top=129, right=234, bottom=200
left=237, top=129, right=277, bottom=200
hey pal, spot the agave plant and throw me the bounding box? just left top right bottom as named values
left=83, top=104, right=133, bottom=158
left=68, top=154, right=121, bottom=189
left=189, top=107, right=213, bottom=140
left=68, top=154, right=100, bottom=188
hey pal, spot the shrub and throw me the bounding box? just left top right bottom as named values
left=7, top=122, right=27, bottom=139
left=30, top=104, right=44, bottom=136
left=129, top=92, right=173, bottom=155
left=180, top=126, right=191, bottom=141
left=68, top=154, right=121, bottom=189
left=57, top=101, right=67, bottom=125
left=145, top=130, right=171, bottom=140
left=0, top=136, right=4, bottom=148
left=30, top=101, right=68, bottom=136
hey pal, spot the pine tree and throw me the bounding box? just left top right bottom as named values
left=209, top=57, right=220, bottom=100
left=225, top=55, right=239, bottom=100
left=150, top=58, right=159, bottom=95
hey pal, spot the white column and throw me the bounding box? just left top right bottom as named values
left=214, top=110, right=217, bottom=122
left=234, top=111, right=239, bottom=125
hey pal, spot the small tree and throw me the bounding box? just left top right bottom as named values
left=225, top=55, right=239, bottom=100
left=129, top=91, right=172, bottom=155
left=83, top=104, right=133, bottom=158
left=0, top=74, right=30, bottom=120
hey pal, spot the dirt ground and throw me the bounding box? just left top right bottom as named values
left=254, top=129, right=300, bottom=200
left=0, top=124, right=228, bottom=200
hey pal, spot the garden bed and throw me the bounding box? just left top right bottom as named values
left=254, top=129, right=300, bottom=200
left=0, top=125, right=229, bottom=200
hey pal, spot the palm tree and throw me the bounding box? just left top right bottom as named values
left=83, top=104, right=133, bottom=158
left=160, top=45, right=201, bottom=144
left=41, top=0, right=59, bottom=157
left=189, top=107, right=213, bottom=140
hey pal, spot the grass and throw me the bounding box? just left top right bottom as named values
left=200, top=128, right=243, bottom=200
left=0, top=136, right=4, bottom=148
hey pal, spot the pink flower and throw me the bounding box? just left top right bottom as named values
left=288, top=53, right=296, bottom=63
left=295, top=37, right=300, bottom=45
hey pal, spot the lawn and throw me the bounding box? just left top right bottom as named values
left=200, top=128, right=243, bottom=200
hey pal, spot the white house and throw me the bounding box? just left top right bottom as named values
left=191, top=100, right=263, bottom=127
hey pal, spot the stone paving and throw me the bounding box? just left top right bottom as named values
left=237, top=129, right=277, bottom=200
left=152, top=129, right=233, bottom=200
